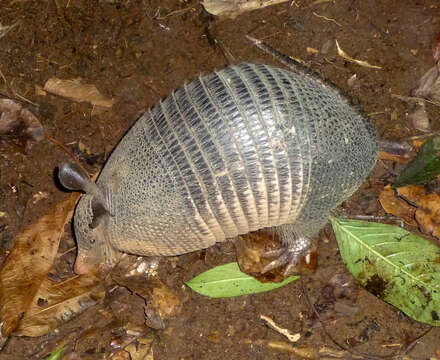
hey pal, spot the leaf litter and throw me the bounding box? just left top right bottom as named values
left=43, top=78, right=116, bottom=108
left=0, top=192, right=185, bottom=358
left=0, top=98, right=44, bottom=151
left=0, top=193, right=81, bottom=338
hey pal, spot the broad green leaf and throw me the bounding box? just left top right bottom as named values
left=394, top=136, right=440, bottom=187
left=45, top=346, right=64, bottom=360
left=186, top=262, right=299, bottom=298
left=331, top=217, right=440, bottom=326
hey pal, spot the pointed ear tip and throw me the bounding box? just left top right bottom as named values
left=57, top=162, right=91, bottom=192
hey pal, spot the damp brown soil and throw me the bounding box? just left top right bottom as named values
left=0, top=0, right=440, bottom=359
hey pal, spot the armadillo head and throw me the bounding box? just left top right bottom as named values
left=58, top=163, right=115, bottom=274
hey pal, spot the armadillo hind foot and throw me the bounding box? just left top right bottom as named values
left=260, top=222, right=315, bottom=276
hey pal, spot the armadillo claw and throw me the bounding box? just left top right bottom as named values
left=261, top=239, right=315, bottom=277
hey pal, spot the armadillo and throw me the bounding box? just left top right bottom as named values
left=58, top=62, right=378, bottom=275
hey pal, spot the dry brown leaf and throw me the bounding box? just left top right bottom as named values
left=388, top=185, right=440, bottom=239
left=202, top=0, right=288, bottom=17
left=16, top=274, right=105, bottom=337
left=378, top=150, right=410, bottom=163
left=112, top=273, right=181, bottom=329
left=379, top=186, right=417, bottom=226
left=335, top=40, right=382, bottom=69
left=125, top=335, right=154, bottom=360
left=0, top=98, right=44, bottom=149
left=43, top=78, right=116, bottom=108
left=395, top=185, right=427, bottom=205
left=415, top=192, right=440, bottom=238
left=413, top=64, right=440, bottom=103
left=0, top=193, right=79, bottom=337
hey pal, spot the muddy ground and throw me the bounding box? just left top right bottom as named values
left=0, top=0, right=440, bottom=359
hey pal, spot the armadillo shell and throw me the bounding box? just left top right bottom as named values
left=87, top=63, right=377, bottom=256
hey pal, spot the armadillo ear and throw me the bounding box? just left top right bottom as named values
left=58, top=162, right=99, bottom=195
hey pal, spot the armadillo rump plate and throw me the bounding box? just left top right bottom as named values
left=58, top=63, right=378, bottom=275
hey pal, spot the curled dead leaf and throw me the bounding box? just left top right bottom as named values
left=0, top=194, right=80, bottom=337
left=379, top=186, right=417, bottom=226
left=395, top=185, right=427, bottom=205
left=415, top=192, right=440, bottom=238
left=125, top=335, right=154, bottom=360
left=112, top=271, right=181, bottom=330
left=381, top=184, right=440, bottom=240
left=43, top=78, right=116, bottom=108
left=0, top=98, right=44, bottom=150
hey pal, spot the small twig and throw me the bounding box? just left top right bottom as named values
left=260, top=315, right=301, bottom=342
left=56, top=246, right=76, bottom=259
left=0, top=67, right=7, bottom=86
left=402, top=132, right=440, bottom=142
left=153, top=4, right=197, bottom=20
left=0, top=21, right=19, bottom=40
left=215, top=39, right=235, bottom=64
left=12, top=91, right=38, bottom=107
left=391, top=93, right=440, bottom=108
left=312, top=12, right=342, bottom=26
left=44, top=133, right=89, bottom=176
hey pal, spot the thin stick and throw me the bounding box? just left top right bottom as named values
left=44, top=133, right=89, bottom=176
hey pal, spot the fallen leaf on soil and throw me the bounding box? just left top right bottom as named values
left=186, top=262, right=299, bottom=298
left=16, top=273, right=105, bottom=336
left=413, top=63, right=440, bottom=103
left=394, top=136, right=440, bottom=187
left=112, top=273, right=181, bottom=330
left=381, top=184, right=440, bottom=239
left=378, top=140, right=414, bottom=163
left=395, top=185, right=427, bottom=204
left=202, top=0, right=289, bottom=17
left=335, top=40, right=382, bottom=69
left=43, top=78, right=116, bottom=108
left=415, top=192, right=440, bottom=238
left=378, top=150, right=409, bottom=163
left=0, top=193, right=79, bottom=337
left=125, top=335, right=154, bottom=360
left=408, top=101, right=430, bottom=132
left=378, top=185, right=417, bottom=226
left=0, top=98, right=44, bottom=149
left=331, top=217, right=440, bottom=326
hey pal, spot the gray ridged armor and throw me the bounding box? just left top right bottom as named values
left=73, top=63, right=377, bottom=259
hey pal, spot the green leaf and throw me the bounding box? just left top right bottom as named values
left=185, top=262, right=299, bottom=298
left=331, top=217, right=440, bottom=326
left=45, top=346, right=64, bottom=360
left=393, top=136, right=440, bottom=187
